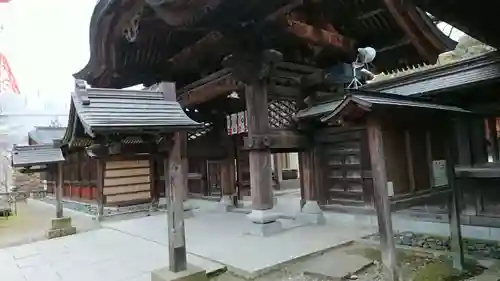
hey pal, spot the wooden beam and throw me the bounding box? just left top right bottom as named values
left=165, top=132, right=188, bottom=272
left=243, top=131, right=308, bottom=151
left=178, top=71, right=241, bottom=106
left=366, top=117, right=399, bottom=281
left=284, top=19, right=355, bottom=52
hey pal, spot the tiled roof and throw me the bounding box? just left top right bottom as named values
left=11, top=144, right=65, bottom=168
left=64, top=81, right=201, bottom=141
left=28, top=127, right=66, bottom=145
left=362, top=52, right=500, bottom=96
left=320, top=90, right=471, bottom=122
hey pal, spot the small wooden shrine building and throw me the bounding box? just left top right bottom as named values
left=14, top=81, right=200, bottom=219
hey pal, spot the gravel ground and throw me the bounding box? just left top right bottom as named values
left=0, top=199, right=100, bottom=249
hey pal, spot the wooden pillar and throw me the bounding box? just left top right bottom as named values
left=367, top=117, right=398, bottom=281
left=299, top=150, right=315, bottom=201
left=273, top=154, right=282, bottom=190
left=487, top=117, right=499, bottom=162
left=165, top=132, right=187, bottom=272
left=454, top=118, right=472, bottom=166
left=96, top=159, right=105, bottom=220
left=221, top=144, right=236, bottom=197
left=446, top=118, right=465, bottom=270
left=56, top=162, right=64, bottom=218
left=180, top=133, right=189, bottom=201
left=470, top=118, right=488, bottom=165
left=245, top=82, right=273, bottom=210
left=150, top=155, right=159, bottom=210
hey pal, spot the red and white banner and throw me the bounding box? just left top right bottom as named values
left=226, top=111, right=248, bottom=135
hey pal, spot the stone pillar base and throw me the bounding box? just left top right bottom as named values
left=246, top=210, right=283, bottom=236
left=47, top=217, right=76, bottom=239
left=296, top=201, right=325, bottom=225
left=183, top=202, right=194, bottom=218
left=151, top=264, right=207, bottom=281
left=213, top=196, right=233, bottom=212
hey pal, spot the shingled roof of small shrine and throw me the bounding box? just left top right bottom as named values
left=11, top=144, right=65, bottom=168
left=65, top=82, right=201, bottom=140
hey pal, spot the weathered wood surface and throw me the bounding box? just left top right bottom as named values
left=487, top=117, right=499, bottom=162
left=96, top=159, right=105, bottom=219
left=445, top=120, right=465, bottom=270
left=165, top=132, right=187, bottom=272
left=367, top=117, right=399, bottom=281
left=56, top=162, right=64, bottom=218
left=245, top=82, right=274, bottom=210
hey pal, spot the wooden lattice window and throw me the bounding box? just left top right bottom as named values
left=268, top=99, right=297, bottom=129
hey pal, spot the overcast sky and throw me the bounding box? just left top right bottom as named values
left=0, top=0, right=94, bottom=111
left=0, top=1, right=466, bottom=112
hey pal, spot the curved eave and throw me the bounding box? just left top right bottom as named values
left=76, top=0, right=457, bottom=88
left=73, top=0, right=122, bottom=83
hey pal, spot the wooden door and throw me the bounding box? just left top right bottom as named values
left=206, top=161, right=223, bottom=197
left=317, top=126, right=371, bottom=206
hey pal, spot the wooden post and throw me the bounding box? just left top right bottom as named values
left=299, top=150, right=314, bottom=201
left=56, top=162, right=64, bottom=218
left=180, top=133, right=189, bottom=201
left=273, top=154, right=282, bottom=190
left=366, top=117, right=398, bottom=281
left=96, top=159, right=105, bottom=220
left=446, top=118, right=465, bottom=271
left=454, top=118, right=472, bottom=165
left=487, top=117, right=499, bottom=162
left=150, top=156, right=159, bottom=210
left=165, top=132, right=187, bottom=272
left=245, top=82, right=273, bottom=210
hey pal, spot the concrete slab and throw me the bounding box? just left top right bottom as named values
left=103, top=209, right=375, bottom=278
left=0, top=228, right=225, bottom=281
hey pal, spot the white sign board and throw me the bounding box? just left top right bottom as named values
left=432, top=160, right=448, bottom=187
left=226, top=111, right=248, bottom=135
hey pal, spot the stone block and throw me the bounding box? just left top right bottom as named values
left=151, top=264, right=207, bottom=281
left=296, top=201, right=326, bottom=225
left=51, top=217, right=72, bottom=230
left=247, top=221, right=283, bottom=237
left=213, top=196, right=233, bottom=213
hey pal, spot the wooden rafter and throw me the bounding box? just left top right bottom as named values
left=284, top=18, right=355, bottom=52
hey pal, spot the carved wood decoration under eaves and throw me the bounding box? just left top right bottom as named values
left=268, top=99, right=297, bottom=130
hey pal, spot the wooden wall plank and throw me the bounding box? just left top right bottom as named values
left=106, top=191, right=151, bottom=203
left=105, top=167, right=150, bottom=178
left=103, top=184, right=151, bottom=195
left=104, top=175, right=150, bottom=187
left=106, top=160, right=149, bottom=170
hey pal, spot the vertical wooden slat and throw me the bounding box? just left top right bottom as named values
left=245, top=82, right=273, bottom=210
left=425, top=130, right=434, bottom=188
left=487, top=117, right=499, bottom=162
left=56, top=162, right=64, bottom=218
left=96, top=159, right=105, bottom=220
left=367, top=117, right=398, bottom=281
left=404, top=130, right=416, bottom=192
left=445, top=118, right=465, bottom=270
left=454, top=118, right=472, bottom=165
left=150, top=155, right=159, bottom=208
left=165, top=132, right=187, bottom=272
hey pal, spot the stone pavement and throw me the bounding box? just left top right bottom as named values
left=0, top=196, right=376, bottom=281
